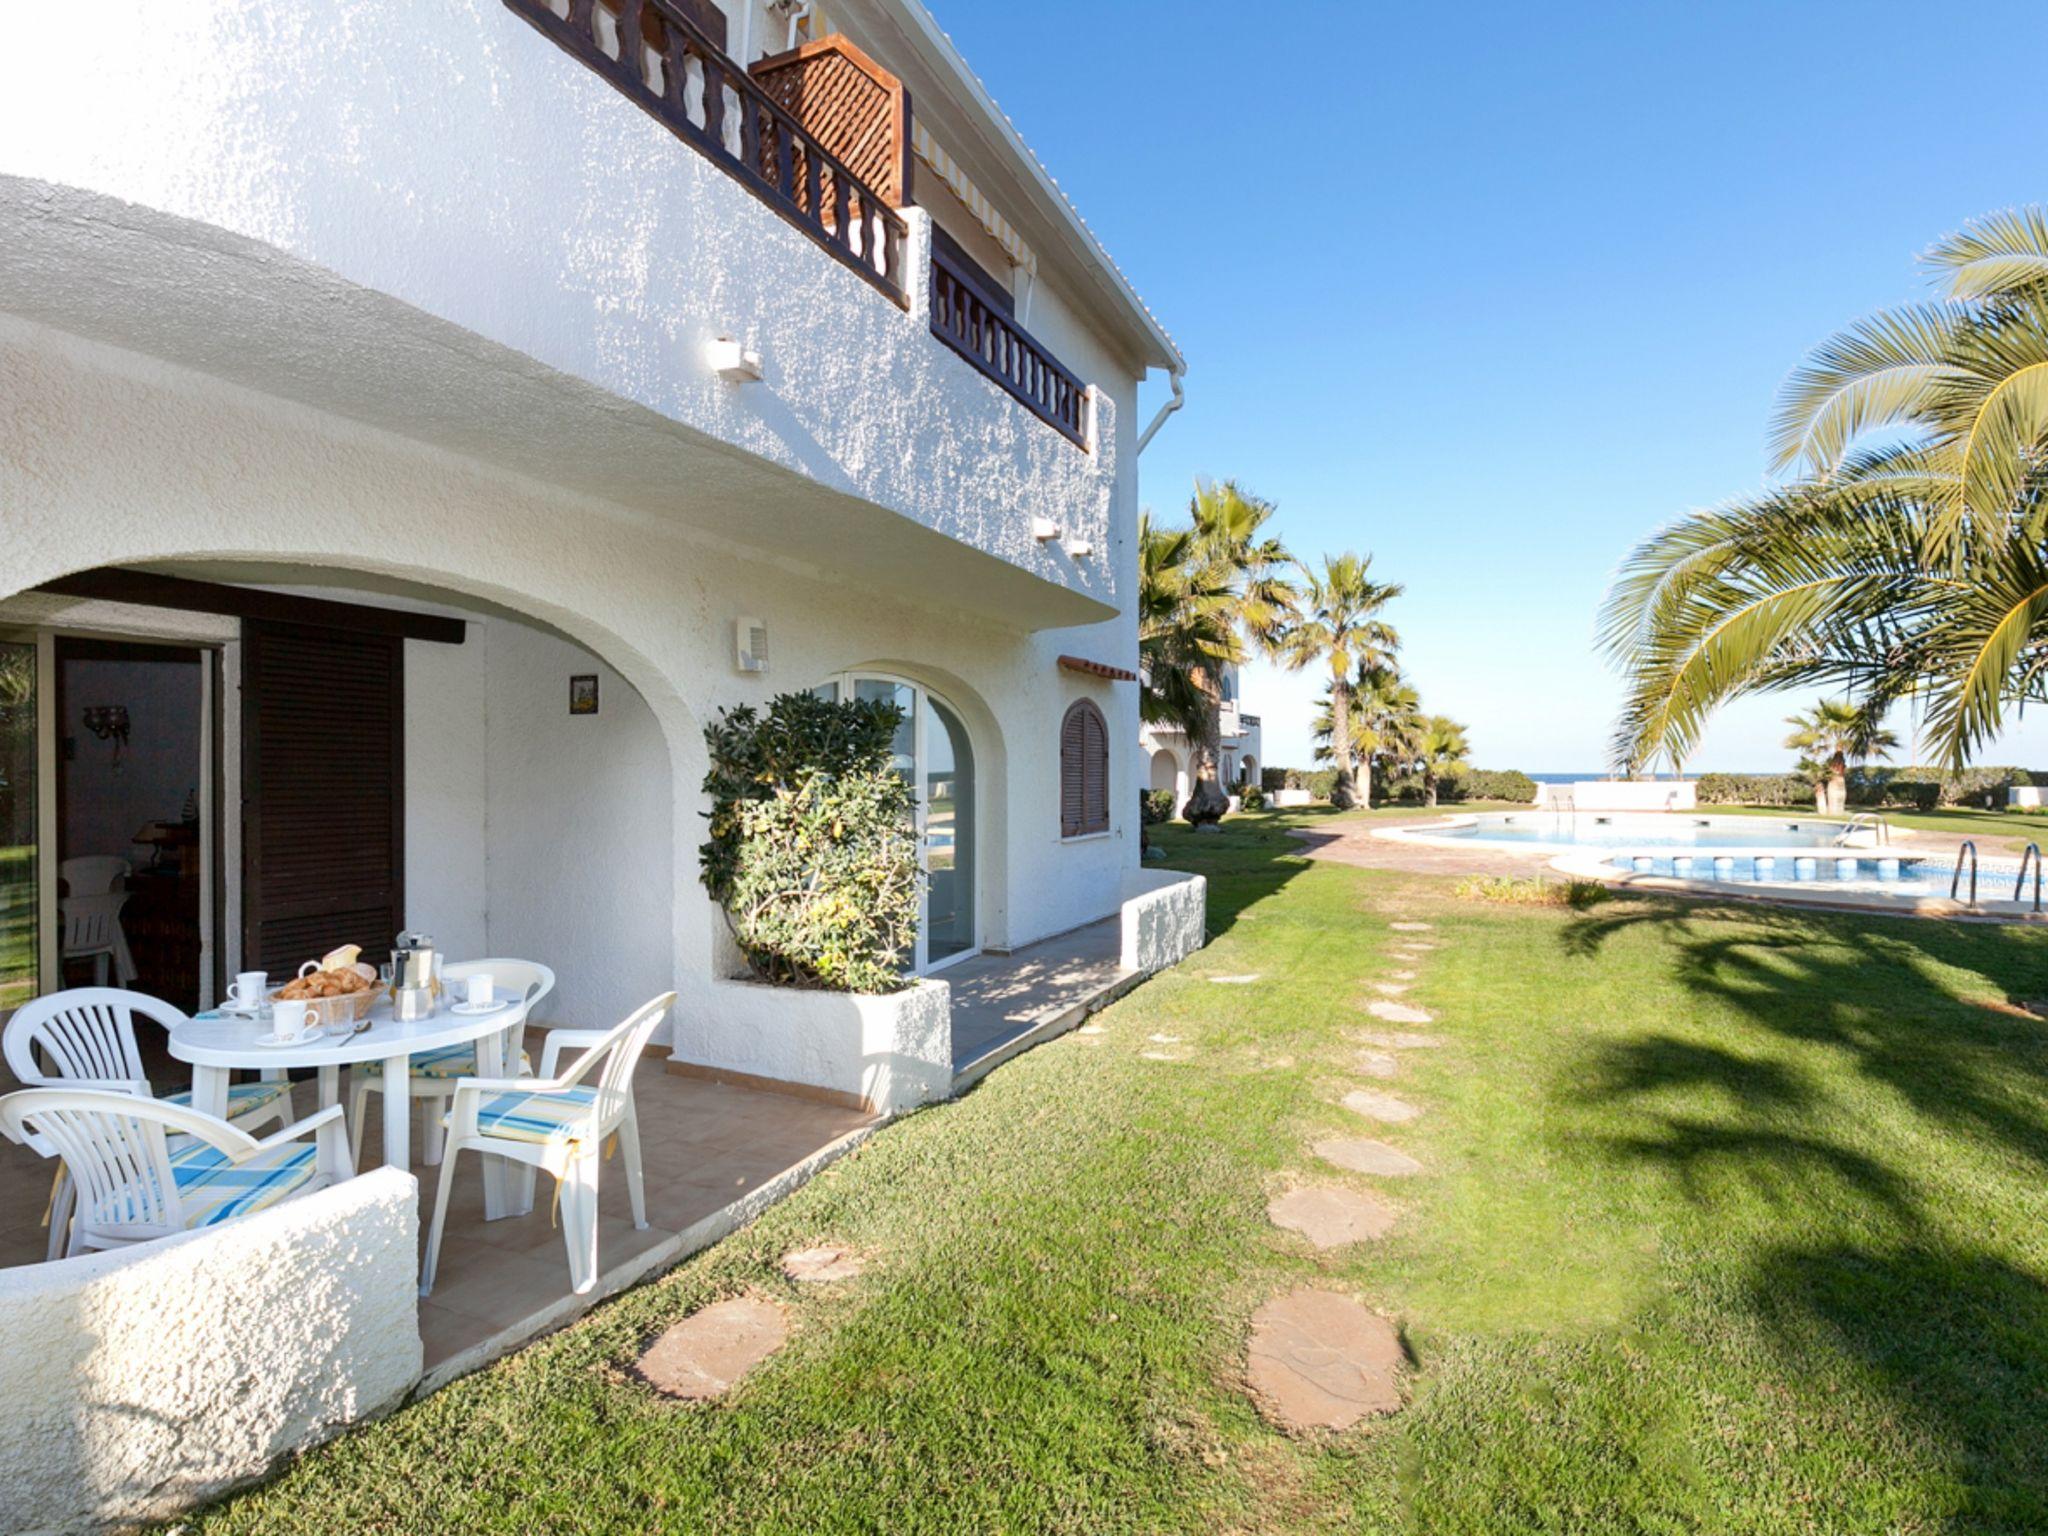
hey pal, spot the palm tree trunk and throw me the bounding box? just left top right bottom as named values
left=1424, top=769, right=1437, bottom=808
left=1183, top=667, right=1230, bottom=825
left=1829, top=753, right=1848, bottom=817
left=1329, top=682, right=1358, bottom=809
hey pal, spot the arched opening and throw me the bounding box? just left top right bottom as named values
left=1238, top=755, right=1259, bottom=787
left=813, top=667, right=987, bottom=973
left=1149, top=748, right=1179, bottom=794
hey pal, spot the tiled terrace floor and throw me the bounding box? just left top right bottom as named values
left=947, top=917, right=1134, bottom=1078
left=0, top=1040, right=872, bottom=1373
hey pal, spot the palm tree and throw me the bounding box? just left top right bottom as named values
left=1414, top=715, right=1471, bottom=807
left=1312, top=663, right=1420, bottom=806
left=1137, top=510, right=1233, bottom=752
left=1782, top=700, right=1898, bottom=816
left=1280, top=554, right=1403, bottom=808
left=1175, top=481, right=1296, bottom=824
left=1603, top=208, right=2048, bottom=772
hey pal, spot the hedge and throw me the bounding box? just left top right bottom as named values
left=1443, top=768, right=1539, bottom=804
left=1696, top=765, right=2043, bottom=810
left=1696, top=773, right=1812, bottom=807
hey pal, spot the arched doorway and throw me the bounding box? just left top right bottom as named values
left=1239, top=756, right=1259, bottom=788
left=814, top=670, right=977, bottom=973
left=1149, top=748, right=1180, bottom=796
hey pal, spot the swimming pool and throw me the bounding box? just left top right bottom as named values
left=1427, top=811, right=1870, bottom=851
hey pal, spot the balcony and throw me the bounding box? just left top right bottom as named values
left=929, top=244, right=1089, bottom=448
left=503, top=0, right=908, bottom=304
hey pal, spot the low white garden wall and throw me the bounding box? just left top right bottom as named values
left=1538, top=779, right=1698, bottom=813
left=1121, top=867, right=1208, bottom=973
left=0, top=1167, right=422, bottom=1535
left=679, top=977, right=954, bottom=1117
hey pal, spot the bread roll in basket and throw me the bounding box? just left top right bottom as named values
left=270, top=945, right=386, bottom=1029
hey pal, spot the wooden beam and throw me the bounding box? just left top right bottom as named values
left=36, top=568, right=468, bottom=645
left=1057, top=654, right=1136, bottom=682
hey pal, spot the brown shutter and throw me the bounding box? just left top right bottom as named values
left=241, top=621, right=405, bottom=973
left=1060, top=700, right=1111, bottom=838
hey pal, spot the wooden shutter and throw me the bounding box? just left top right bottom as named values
left=241, top=621, right=404, bottom=973
left=1061, top=700, right=1110, bottom=838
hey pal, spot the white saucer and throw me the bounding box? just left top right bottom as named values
left=450, top=999, right=505, bottom=1015
left=254, top=1028, right=323, bottom=1047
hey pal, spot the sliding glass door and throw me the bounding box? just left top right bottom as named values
left=0, top=637, right=37, bottom=1022
left=815, top=672, right=977, bottom=973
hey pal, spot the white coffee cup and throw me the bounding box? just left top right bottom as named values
left=467, top=974, right=494, bottom=1009
left=229, top=971, right=268, bottom=1010
left=272, top=999, right=318, bottom=1041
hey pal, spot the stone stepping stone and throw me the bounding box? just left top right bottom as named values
left=1389, top=922, right=1434, bottom=933
left=1314, top=1137, right=1425, bottom=1176
left=1147, top=1032, right=1182, bottom=1044
left=1210, top=974, right=1261, bottom=985
left=1368, top=1000, right=1434, bottom=1026
left=1140, top=1050, right=1189, bottom=1063
left=782, top=1245, right=864, bottom=1284
left=1370, top=981, right=1409, bottom=997
left=1395, top=940, right=1439, bottom=952
left=1340, top=1089, right=1422, bottom=1124
left=1246, top=1288, right=1406, bottom=1431
left=1354, top=1049, right=1399, bottom=1079
left=1354, top=1029, right=1444, bottom=1051
left=1389, top=970, right=1417, bottom=981
left=1078, top=1023, right=1105, bottom=1036
left=634, top=1296, right=787, bottom=1401
left=1268, top=1186, right=1397, bottom=1249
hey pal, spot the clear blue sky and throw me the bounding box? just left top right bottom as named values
left=937, top=0, right=2048, bottom=773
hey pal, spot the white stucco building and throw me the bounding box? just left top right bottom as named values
left=1139, top=664, right=1264, bottom=810
left=0, top=5, right=1208, bottom=1520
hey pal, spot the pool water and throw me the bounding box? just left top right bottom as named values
left=1440, top=812, right=1863, bottom=851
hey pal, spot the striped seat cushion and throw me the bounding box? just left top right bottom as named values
left=164, top=1079, right=294, bottom=1119
left=167, top=1138, right=321, bottom=1228
left=362, top=1044, right=533, bottom=1083
left=466, top=1085, right=599, bottom=1147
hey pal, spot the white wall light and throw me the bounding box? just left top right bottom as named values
left=1064, top=539, right=1094, bottom=559
left=1031, top=517, right=1060, bottom=542
left=707, top=337, right=763, bottom=383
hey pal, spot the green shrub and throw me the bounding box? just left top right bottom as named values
left=1260, top=766, right=1287, bottom=793
left=1442, top=768, right=1539, bottom=804
left=1696, top=772, right=1812, bottom=807
left=1141, top=788, right=1175, bottom=825
left=699, top=692, right=918, bottom=993
left=1237, top=783, right=1266, bottom=811
left=1452, top=874, right=1609, bottom=908
left=1850, top=765, right=2032, bottom=809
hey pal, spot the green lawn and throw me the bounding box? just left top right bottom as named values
left=188, top=813, right=2048, bottom=1533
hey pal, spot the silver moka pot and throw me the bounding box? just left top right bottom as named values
left=391, top=930, right=438, bottom=1021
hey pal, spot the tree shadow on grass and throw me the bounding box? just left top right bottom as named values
left=1147, top=813, right=1326, bottom=940
left=1748, top=1242, right=2048, bottom=1531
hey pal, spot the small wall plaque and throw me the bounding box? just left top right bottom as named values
left=570, top=674, right=599, bottom=715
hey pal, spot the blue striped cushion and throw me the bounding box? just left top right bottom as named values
left=361, top=1044, right=533, bottom=1083
left=168, top=1138, right=320, bottom=1227
left=468, top=1086, right=599, bottom=1147
left=164, top=1080, right=294, bottom=1118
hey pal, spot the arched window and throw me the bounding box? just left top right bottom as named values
left=1060, top=699, right=1110, bottom=837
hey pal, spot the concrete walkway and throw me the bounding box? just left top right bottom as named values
left=947, top=918, right=1136, bottom=1083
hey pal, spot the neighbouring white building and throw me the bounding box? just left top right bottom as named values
left=1139, top=663, right=1264, bottom=809
left=0, top=1, right=1206, bottom=1523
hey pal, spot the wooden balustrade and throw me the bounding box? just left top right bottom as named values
left=929, top=247, right=1089, bottom=448
left=503, top=0, right=908, bottom=305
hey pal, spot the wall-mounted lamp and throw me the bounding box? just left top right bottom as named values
left=83, top=704, right=131, bottom=774
left=1064, top=539, right=1094, bottom=559
left=1031, top=518, right=1060, bottom=542
left=707, top=337, right=764, bottom=383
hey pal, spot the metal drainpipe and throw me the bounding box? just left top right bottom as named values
left=1135, top=368, right=1185, bottom=455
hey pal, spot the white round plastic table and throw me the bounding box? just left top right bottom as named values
left=168, top=986, right=532, bottom=1217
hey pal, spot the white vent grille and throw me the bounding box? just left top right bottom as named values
left=735, top=617, right=769, bottom=674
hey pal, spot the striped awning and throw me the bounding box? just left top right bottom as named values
left=911, top=120, right=1035, bottom=274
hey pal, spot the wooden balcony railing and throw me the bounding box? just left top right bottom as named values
left=504, top=0, right=908, bottom=305
left=929, top=246, right=1089, bottom=448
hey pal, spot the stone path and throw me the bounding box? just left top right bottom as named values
left=634, top=1295, right=788, bottom=1400
left=1314, top=1137, right=1425, bottom=1177
left=1367, top=1000, right=1434, bottom=1026
left=1268, top=1186, right=1397, bottom=1249
left=1246, top=1289, right=1406, bottom=1431
left=1341, top=1088, right=1422, bottom=1124
left=1354, top=1029, right=1444, bottom=1051
left=1389, top=921, right=1434, bottom=933
left=1370, top=981, right=1409, bottom=997
left=1354, top=1049, right=1399, bottom=1079
left=782, top=1245, right=865, bottom=1284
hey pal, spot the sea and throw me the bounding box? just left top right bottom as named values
left=1526, top=772, right=1768, bottom=783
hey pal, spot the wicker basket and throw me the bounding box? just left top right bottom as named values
left=270, top=963, right=384, bottom=1031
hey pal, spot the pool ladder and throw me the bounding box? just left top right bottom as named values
left=1842, top=812, right=1892, bottom=846
left=2018, top=843, right=2044, bottom=913
left=1951, top=840, right=1979, bottom=904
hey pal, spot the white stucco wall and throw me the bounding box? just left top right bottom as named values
left=684, top=976, right=953, bottom=1114
left=0, top=1168, right=421, bottom=1535
left=1120, top=868, right=1207, bottom=974
left=0, top=316, right=1140, bottom=1058
left=0, top=0, right=1135, bottom=604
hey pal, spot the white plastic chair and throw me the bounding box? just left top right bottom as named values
left=421, top=991, right=673, bottom=1298
left=346, top=960, right=556, bottom=1170
left=0, top=1087, right=352, bottom=1256
left=4, top=987, right=293, bottom=1258
left=59, top=856, right=129, bottom=897
left=60, top=892, right=134, bottom=986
